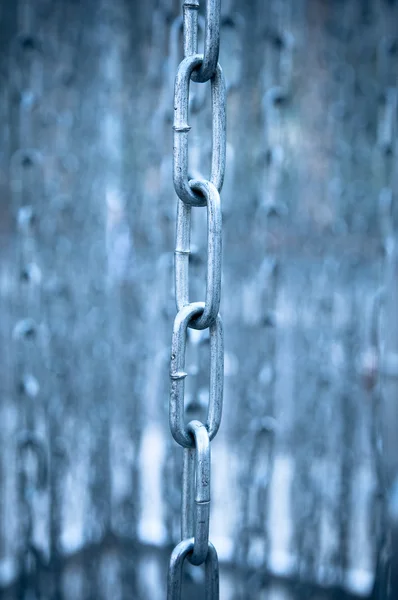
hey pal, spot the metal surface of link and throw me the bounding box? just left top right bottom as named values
left=182, top=420, right=211, bottom=565
left=175, top=179, right=222, bottom=330
left=170, top=302, right=224, bottom=448
left=183, top=0, right=199, bottom=57
left=189, top=0, right=221, bottom=84
left=167, top=538, right=219, bottom=600
left=173, top=54, right=226, bottom=207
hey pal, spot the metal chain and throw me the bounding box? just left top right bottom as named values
left=167, top=1, right=226, bottom=597
left=17, top=431, right=48, bottom=594
left=10, top=6, right=49, bottom=591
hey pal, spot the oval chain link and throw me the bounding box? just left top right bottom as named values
left=170, top=302, right=224, bottom=448
left=173, top=54, right=226, bottom=208
left=175, top=179, right=222, bottom=330
left=167, top=0, right=225, bottom=596
left=167, top=538, right=220, bottom=599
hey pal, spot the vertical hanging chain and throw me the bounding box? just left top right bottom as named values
left=10, top=1, right=48, bottom=591
left=167, top=1, right=226, bottom=597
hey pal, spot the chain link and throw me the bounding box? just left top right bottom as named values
left=167, top=538, right=219, bottom=599
left=175, top=179, right=222, bottom=330
left=170, top=303, right=223, bottom=448
left=190, top=0, right=221, bottom=84
left=167, top=0, right=225, bottom=595
left=173, top=54, right=226, bottom=207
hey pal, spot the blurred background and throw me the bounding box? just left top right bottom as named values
left=1, top=0, right=398, bottom=598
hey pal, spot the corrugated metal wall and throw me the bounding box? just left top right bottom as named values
left=1, top=0, right=397, bottom=598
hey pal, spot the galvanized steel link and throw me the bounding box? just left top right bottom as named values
left=167, top=538, right=220, bottom=600
left=182, top=420, right=211, bottom=565
left=175, top=179, right=222, bottom=330
left=188, top=0, right=221, bottom=84
left=173, top=54, right=226, bottom=207
left=170, top=302, right=224, bottom=448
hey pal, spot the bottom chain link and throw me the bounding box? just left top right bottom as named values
left=167, top=538, right=219, bottom=600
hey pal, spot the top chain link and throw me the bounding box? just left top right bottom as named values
left=174, top=0, right=226, bottom=208
left=183, top=0, right=221, bottom=83
left=167, top=538, right=219, bottom=599
left=183, top=1, right=200, bottom=57
left=173, top=55, right=226, bottom=208
left=175, top=179, right=222, bottom=330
